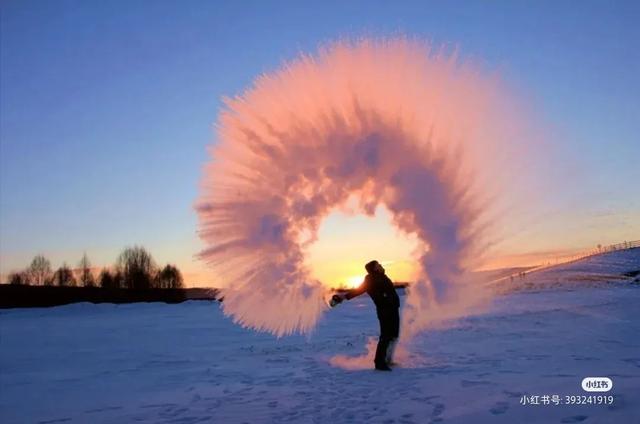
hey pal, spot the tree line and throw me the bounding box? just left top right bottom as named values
left=7, top=246, right=184, bottom=289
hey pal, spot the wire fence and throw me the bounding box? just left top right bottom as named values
left=489, top=239, right=640, bottom=286
left=535, top=239, right=640, bottom=270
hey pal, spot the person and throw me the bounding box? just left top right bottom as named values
left=330, top=260, right=400, bottom=371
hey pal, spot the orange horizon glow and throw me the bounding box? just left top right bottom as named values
left=185, top=205, right=620, bottom=288
left=0, top=238, right=631, bottom=288
left=303, top=205, right=421, bottom=289
left=180, top=244, right=612, bottom=288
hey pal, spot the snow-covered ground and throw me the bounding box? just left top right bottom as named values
left=2, top=249, right=639, bottom=423
left=494, top=247, right=640, bottom=292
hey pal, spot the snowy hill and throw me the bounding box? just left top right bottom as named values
left=494, top=247, right=640, bottom=293
left=1, top=248, right=639, bottom=423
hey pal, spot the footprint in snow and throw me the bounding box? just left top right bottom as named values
left=460, top=379, right=492, bottom=387
left=489, top=401, right=509, bottom=415
left=560, top=415, right=588, bottom=423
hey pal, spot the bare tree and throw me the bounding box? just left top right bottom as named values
left=155, top=264, right=184, bottom=289
left=8, top=271, right=29, bottom=285
left=52, top=264, right=77, bottom=287
left=112, top=270, right=124, bottom=289
left=78, top=252, right=95, bottom=287
left=116, top=246, right=157, bottom=289
left=99, top=268, right=115, bottom=289
left=28, top=255, right=52, bottom=286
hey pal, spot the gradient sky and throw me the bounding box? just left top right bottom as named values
left=1, top=0, right=639, bottom=286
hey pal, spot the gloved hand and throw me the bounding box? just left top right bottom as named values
left=330, top=294, right=345, bottom=307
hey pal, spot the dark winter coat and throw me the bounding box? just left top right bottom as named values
left=345, top=272, right=400, bottom=311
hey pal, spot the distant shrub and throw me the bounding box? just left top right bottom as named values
left=99, top=269, right=115, bottom=289
left=8, top=271, right=29, bottom=285
left=112, top=270, right=124, bottom=289
left=155, top=264, right=184, bottom=289
left=53, top=264, right=77, bottom=287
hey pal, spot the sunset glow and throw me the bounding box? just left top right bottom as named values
left=305, top=206, right=420, bottom=289
left=344, top=275, right=365, bottom=289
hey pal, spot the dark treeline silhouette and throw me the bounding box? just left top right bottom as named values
left=1, top=246, right=216, bottom=309
left=6, top=246, right=183, bottom=290
left=0, top=285, right=218, bottom=309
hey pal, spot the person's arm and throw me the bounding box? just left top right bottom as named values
left=330, top=276, right=368, bottom=307
left=344, top=276, right=369, bottom=300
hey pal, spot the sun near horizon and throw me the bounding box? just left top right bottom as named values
left=304, top=205, right=422, bottom=289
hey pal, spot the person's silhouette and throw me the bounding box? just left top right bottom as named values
left=331, top=260, right=400, bottom=371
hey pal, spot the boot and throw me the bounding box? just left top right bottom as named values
left=375, top=363, right=392, bottom=371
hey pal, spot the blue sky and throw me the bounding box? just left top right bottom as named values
left=1, top=0, right=638, bottom=284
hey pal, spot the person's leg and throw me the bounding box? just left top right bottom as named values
left=386, top=307, right=400, bottom=364
left=374, top=308, right=394, bottom=369
left=374, top=336, right=391, bottom=369
left=385, top=339, right=397, bottom=364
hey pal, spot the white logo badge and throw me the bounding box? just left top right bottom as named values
left=581, top=377, right=613, bottom=392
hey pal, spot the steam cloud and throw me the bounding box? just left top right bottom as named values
left=196, top=38, right=530, bottom=339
